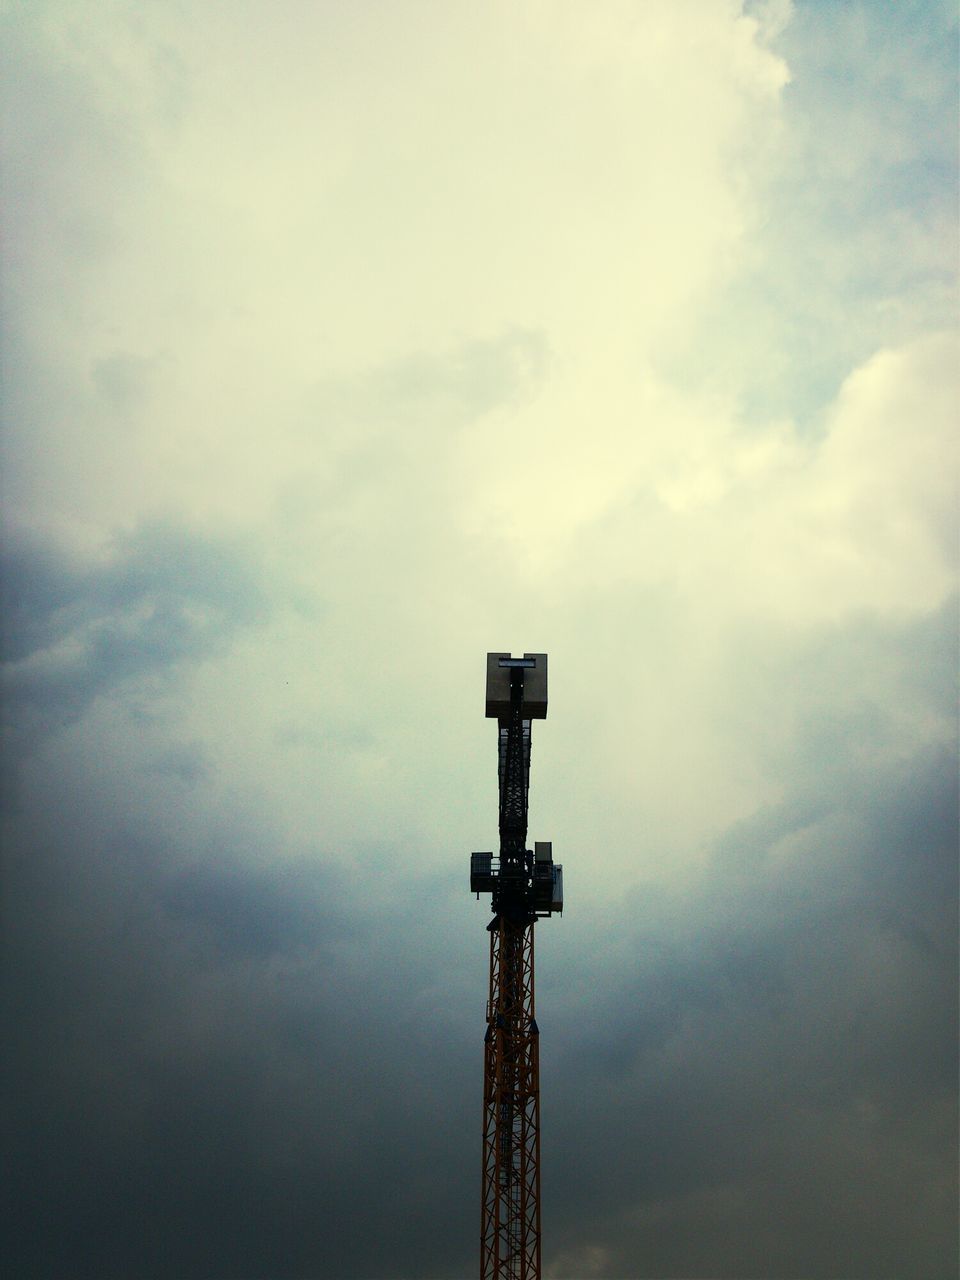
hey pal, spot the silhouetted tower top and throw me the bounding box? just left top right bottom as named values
left=470, top=653, right=562, bottom=922
left=471, top=652, right=562, bottom=1280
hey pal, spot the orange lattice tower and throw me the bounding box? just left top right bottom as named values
left=470, top=654, right=563, bottom=1280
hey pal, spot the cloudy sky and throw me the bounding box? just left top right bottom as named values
left=2, top=2, right=957, bottom=1277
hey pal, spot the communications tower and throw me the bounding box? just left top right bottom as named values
left=470, top=653, right=563, bottom=1280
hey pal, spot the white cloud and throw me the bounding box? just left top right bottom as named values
left=2, top=2, right=956, bottom=1276
left=3, top=0, right=792, bottom=534
left=456, top=331, right=956, bottom=623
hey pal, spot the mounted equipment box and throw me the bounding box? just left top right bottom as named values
left=485, top=652, right=548, bottom=719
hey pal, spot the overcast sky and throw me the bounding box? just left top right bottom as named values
left=2, top=2, right=957, bottom=1278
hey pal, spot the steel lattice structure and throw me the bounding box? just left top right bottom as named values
left=470, top=654, right=562, bottom=1280
left=481, top=917, right=540, bottom=1279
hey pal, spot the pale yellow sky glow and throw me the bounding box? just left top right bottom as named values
left=2, top=2, right=957, bottom=1277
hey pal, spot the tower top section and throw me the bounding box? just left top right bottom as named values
left=485, top=652, right=548, bottom=720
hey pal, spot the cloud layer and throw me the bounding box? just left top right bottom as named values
left=2, top=2, right=957, bottom=1277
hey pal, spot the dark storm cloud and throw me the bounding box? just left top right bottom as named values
left=538, top=608, right=959, bottom=1279
left=1, top=3, right=956, bottom=1275
left=2, top=756, right=477, bottom=1279
left=1, top=520, right=268, bottom=744
left=3, top=595, right=956, bottom=1280
left=1, top=513, right=472, bottom=1275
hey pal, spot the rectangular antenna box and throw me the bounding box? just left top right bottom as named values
left=485, top=652, right=548, bottom=719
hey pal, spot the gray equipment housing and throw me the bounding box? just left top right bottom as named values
left=485, top=652, right=548, bottom=719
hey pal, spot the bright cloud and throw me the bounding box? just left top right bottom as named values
left=2, top=2, right=956, bottom=1278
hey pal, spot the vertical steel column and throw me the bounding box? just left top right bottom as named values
left=481, top=916, right=541, bottom=1280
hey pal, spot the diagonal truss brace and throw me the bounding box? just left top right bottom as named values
left=481, top=916, right=541, bottom=1280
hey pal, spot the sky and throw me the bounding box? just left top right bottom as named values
left=1, top=2, right=957, bottom=1278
